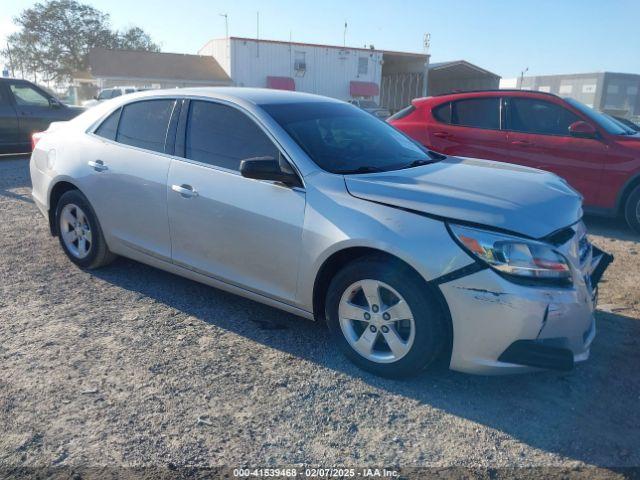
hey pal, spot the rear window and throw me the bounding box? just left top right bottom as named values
left=388, top=105, right=416, bottom=122
left=116, top=100, right=175, bottom=153
left=94, top=108, right=121, bottom=141
left=451, top=98, right=500, bottom=129
left=97, top=90, right=113, bottom=100
left=432, top=102, right=451, bottom=123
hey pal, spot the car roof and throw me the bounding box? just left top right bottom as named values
left=412, top=89, right=563, bottom=107
left=122, top=87, right=342, bottom=106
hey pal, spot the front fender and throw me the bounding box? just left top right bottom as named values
left=295, top=174, right=472, bottom=311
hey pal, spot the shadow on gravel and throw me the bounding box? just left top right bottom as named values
left=584, top=215, right=638, bottom=242
left=0, top=156, right=33, bottom=204
left=91, top=256, right=640, bottom=467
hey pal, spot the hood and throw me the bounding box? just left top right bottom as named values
left=344, top=156, right=583, bottom=239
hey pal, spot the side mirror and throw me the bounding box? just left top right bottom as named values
left=49, top=98, right=62, bottom=109
left=240, top=155, right=302, bottom=188
left=569, top=121, right=597, bottom=139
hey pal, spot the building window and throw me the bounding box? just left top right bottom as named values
left=582, top=84, right=596, bottom=93
left=358, top=57, right=368, bottom=75
left=559, top=84, right=573, bottom=94
left=538, top=86, right=550, bottom=93
left=294, top=51, right=306, bottom=75
left=627, top=86, right=638, bottom=95
left=607, top=84, right=619, bottom=94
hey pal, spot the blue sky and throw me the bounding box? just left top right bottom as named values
left=2, top=0, right=639, bottom=78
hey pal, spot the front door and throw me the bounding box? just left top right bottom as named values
left=0, top=83, right=21, bottom=153
left=167, top=99, right=305, bottom=303
left=505, top=96, right=606, bottom=207
left=83, top=99, right=177, bottom=260
left=8, top=80, right=61, bottom=145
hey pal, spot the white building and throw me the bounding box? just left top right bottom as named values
left=199, top=37, right=429, bottom=111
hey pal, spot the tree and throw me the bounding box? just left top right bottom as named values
left=114, top=27, right=160, bottom=52
left=2, top=0, right=159, bottom=83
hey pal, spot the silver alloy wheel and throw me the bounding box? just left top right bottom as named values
left=338, top=279, right=416, bottom=364
left=59, top=203, right=92, bottom=259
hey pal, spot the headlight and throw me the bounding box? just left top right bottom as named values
left=449, top=224, right=572, bottom=284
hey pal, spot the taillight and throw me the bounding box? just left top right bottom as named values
left=31, top=132, right=45, bottom=151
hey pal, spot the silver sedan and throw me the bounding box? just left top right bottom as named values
left=30, top=88, right=611, bottom=377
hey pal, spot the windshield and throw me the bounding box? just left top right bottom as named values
left=606, top=114, right=638, bottom=135
left=262, top=101, right=438, bottom=174
left=97, top=90, right=113, bottom=100
left=564, top=97, right=630, bottom=135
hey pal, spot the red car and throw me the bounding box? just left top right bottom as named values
left=388, top=90, right=640, bottom=233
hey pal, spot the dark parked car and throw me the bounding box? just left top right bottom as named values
left=0, top=78, right=84, bottom=154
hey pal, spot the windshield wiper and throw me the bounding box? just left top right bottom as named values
left=337, top=166, right=386, bottom=174
left=400, top=159, right=433, bottom=169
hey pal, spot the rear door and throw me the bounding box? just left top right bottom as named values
left=84, top=98, right=178, bottom=260
left=427, top=96, right=510, bottom=161
left=0, top=82, right=21, bottom=153
left=504, top=96, right=606, bottom=206
left=167, top=99, right=305, bottom=303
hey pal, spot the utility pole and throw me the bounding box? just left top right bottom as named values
left=219, top=13, right=228, bottom=38
left=422, top=33, right=431, bottom=97
left=343, top=21, right=347, bottom=48
left=256, top=11, right=260, bottom=57
left=520, top=67, right=529, bottom=88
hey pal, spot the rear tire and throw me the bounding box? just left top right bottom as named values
left=325, top=255, right=448, bottom=378
left=55, top=190, right=116, bottom=269
left=624, top=185, right=640, bottom=235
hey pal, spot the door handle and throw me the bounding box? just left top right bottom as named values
left=511, top=140, right=533, bottom=147
left=433, top=131, right=451, bottom=138
left=172, top=184, right=199, bottom=198
left=88, top=160, right=108, bottom=171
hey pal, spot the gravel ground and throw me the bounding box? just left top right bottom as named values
left=1, top=156, right=639, bottom=474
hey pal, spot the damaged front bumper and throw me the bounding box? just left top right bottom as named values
left=439, top=243, right=613, bottom=375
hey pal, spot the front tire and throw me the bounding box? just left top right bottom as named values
left=55, top=190, right=116, bottom=269
left=624, top=185, right=640, bottom=235
left=325, top=255, right=448, bottom=378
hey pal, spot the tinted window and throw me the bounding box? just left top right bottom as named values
left=432, top=102, right=451, bottom=123
left=186, top=101, right=279, bottom=171
left=111, top=90, right=123, bottom=98
left=451, top=98, right=500, bottom=129
left=388, top=105, right=416, bottom=121
left=10, top=83, right=50, bottom=107
left=95, top=108, right=121, bottom=141
left=117, top=100, right=175, bottom=153
left=263, top=101, right=438, bottom=174
left=508, top=98, right=580, bottom=136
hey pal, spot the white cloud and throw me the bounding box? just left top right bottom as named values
left=0, top=17, right=20, bottom=48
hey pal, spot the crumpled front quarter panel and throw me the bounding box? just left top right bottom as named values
left=296, top=172, right=473, bottom=312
